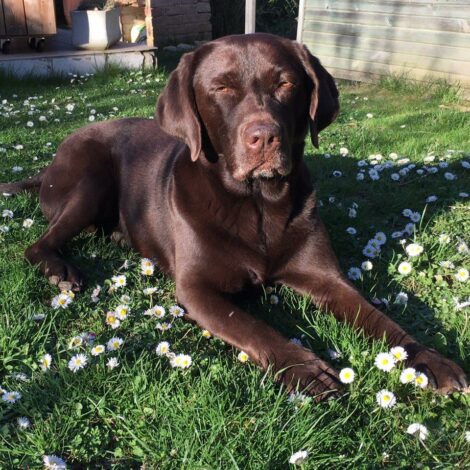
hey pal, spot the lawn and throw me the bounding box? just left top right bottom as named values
left=0, top=63, right=469, bottom=469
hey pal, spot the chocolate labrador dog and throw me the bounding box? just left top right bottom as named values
left=1, top=33, right=466, bottom=398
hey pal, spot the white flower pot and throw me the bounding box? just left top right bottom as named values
left=71, top=8, right=122, bottom=51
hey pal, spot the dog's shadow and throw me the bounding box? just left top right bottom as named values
left=241, top=153, right=469, bottom=372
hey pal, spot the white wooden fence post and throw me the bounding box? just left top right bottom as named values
left=296, top=0, right=306, bottom=43
left=245, top=0, right=256, bottom=34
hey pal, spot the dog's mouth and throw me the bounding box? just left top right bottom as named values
left=233, top=157, right=292, bottom=182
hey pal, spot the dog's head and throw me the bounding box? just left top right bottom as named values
left=156, top=33, right=339, bottom=183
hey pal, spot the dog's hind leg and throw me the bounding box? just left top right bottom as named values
left=25, top=176, right=115, bottom=291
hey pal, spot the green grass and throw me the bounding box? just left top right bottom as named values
left=0, top=66, right=469, bottom=469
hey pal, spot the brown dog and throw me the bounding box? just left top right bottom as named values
left=1, top=33, right=466, bottom=398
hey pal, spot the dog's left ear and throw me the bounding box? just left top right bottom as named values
left=295, top=44, right=339, bottom=148
left=155, top=51, right=202, bottom=162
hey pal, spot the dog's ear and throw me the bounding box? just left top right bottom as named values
left=155, top=52, right=202, bottom=162
left=296, top=44, right=339, bottom=148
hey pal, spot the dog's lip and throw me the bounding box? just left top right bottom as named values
left=233, top=158, right=292, bottom=181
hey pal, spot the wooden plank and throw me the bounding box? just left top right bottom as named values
left=305, top=31, right=470, bottom=62
left=306, top=42, right=470, bottom=77
left=313, top=0, right=470, bottom=20
left=304, top=8, right=470, bottom=33
left=302, top=21, right=470, bottom=48
left=3, top=0, right=27, bottom=36
left=245, top=0, right=256, bottom=33
left=0, top=3, right=6, bottom=36
left=297, top=0, right=306, bottom=42
left=145, top=0, right=154, bottom=47
left=24, top=0, right=56, bottom=35
left=307, top=52, right=470, bottom=86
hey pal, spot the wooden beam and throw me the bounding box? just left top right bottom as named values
left=245, top=0, right=256, bottom=34
left=144, top=0, right=154, bottom=47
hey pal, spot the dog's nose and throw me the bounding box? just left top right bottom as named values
left=244, top=122, right=281, bottom=153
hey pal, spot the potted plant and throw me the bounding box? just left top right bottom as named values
left=71, top=0, right=122, bottom=51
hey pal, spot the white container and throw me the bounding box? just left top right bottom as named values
left=71, top=8, right=122, bottom=51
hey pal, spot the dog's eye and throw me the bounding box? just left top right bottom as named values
left=215, top=86, right=233, bottom=94
left=277, top=81, right=294, bottom=90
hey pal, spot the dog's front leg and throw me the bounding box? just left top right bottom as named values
left=280, top=223, right=467, bottom=393
left=176, top=280, right=342, bottom=400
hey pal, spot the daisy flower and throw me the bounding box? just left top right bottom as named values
left=270, top=294, right=280, bottom=305
left=43, top=455, right=67, bottom=469
left=400, top=367, right=416, bottom=384
left=201, top=329, right=212, bottom=338
left=346, top=227, right=357, bottom=235
left=390, top=346, right=408, bottom=362
left=156, top=341, right=170, bottom=356
left=394, top=292, right=408, bottom=305
left=68, top=336, right=83, bottom=350
left=156, top=321, right=172, bottom=331
left=22, top=218, right=34, bottom=228
left=404, top=223, right=416, bottom=235
left=465, top=431, right=470, bottom=442
left=339, top=147, right=348, bottom=157
left=339, top=367, right=355, bottom=384
left=17, top=417, right=31, bottom=428
left=238, top=351, right=249, bottom=363
left=143, top=287, right=158, bottom=295
left=455, top=268, right=469, bottom=282
left=376, top=389, right=396, bottom=408
left=397, top=261, right=412, bottom=275
left=106, top=357, right=119, bottom=369
left=288, top=391, right=311, bottom=410
left=68, top=354, right=88, bottom=372
left=414, top=372, right=428, bottom=388
left=402, top=209, right=412, bottom=218
left=114, top=304, right=130, bottom=320
left=347, top=267, right=362, bottom=281
left=410, top=212, right=421, bottom=223
left=289, top=450, right=309, bottom=465
left=438, top=234, right=450, bottom=244
left=361, top=260, right=373, bottom=271
left=457, top=241, right=469, bottom=254
left=374, top=232, right=387, bottom=245
left=2, top=209, right=13, bottom=218
left=169, top=305, right=185, bottom=318
left=111, top=274, right=127, bottom=288
left=374, top=352, right=396, bottom=372
left=105, top=312, right=121, bottom=329
left=1, top=391, right=21, bottom=403
left=439, top=260, right=454, bottom=269
left=91, top=344, right=105, bottom=356
left=405, top=243, right=424, bottom=257
left=140, top=259, right=154, bottom=276
left=363, top=244, right=379, bottom=258
left=39, top=353, right=52, bottom=371
left=406, top=423, right=428, bottom=440
left=107, top=337, right=124, bottom=351
left=170, top=354, right=192, bottom=369
left=51, top=292, right=73, bottom=309
left=153, top=306, right=166, bottom=318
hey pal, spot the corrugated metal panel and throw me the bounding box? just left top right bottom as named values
left=299, top=0, right=470, bottom=91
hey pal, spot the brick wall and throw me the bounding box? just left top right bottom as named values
left=115, top=0, right=212, bottom=46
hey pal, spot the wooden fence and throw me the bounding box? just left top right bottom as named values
left=297, top=0, right=470, bottom=95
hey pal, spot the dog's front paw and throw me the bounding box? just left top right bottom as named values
left=407, top=346, right=467, bottom=394
left=276, top=347, right=343, bottom=401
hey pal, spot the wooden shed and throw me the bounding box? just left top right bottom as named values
left=297, top=0, right=470, bottom=95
